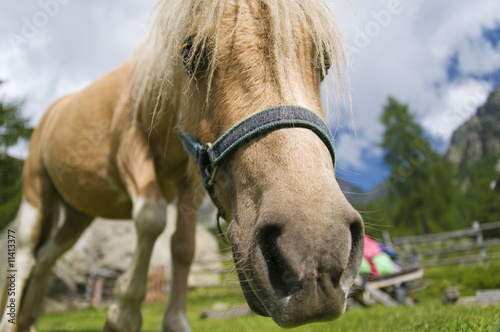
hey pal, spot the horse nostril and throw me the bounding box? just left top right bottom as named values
left=258, top=225, right=297, bottom=298
left=348, top=212, right=365, bottom=267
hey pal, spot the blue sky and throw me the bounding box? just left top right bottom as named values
left=330, top=1, right=500, bottom=191
left=1, top=0, right=500, bottom=192
left=337, top=21, right=500, bottom=191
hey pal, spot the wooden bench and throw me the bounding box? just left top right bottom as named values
left=351, top=267, right=426, bottom=307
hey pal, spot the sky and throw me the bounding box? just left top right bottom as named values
left=1, top=0, right=500, bottom=192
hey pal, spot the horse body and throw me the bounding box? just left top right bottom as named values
left=31, top=63, right=133, bottom=218
left=5, top=60, right=195, bottom=331
left=1, top=0, right=364, bottom=331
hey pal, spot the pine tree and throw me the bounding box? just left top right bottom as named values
left=0, top=81, right=32, bottom=230
left=457, top=155, right=500, bottom=232
left=380, top=96, right=458, bottom=234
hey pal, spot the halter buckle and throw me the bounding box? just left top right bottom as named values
left=197, top=143, right=216, bottom=188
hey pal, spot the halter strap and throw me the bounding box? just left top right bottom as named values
left=178, top=105, right=336, bottom=214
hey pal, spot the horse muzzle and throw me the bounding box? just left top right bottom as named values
left=229, top=210, right=364, bottom=328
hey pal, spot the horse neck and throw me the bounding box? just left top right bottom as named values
left=134, top=79, right=182, bottom=134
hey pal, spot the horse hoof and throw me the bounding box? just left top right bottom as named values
left=162, top=313, right=192, bottom=332
left=104, top=304, right=142, bottom=332
left=103, top=321, right=117, bottom=332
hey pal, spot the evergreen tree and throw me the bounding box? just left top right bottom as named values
left=0, top=81, right=32, bottom=230
left=380, top=96, right=458, bottom=234
left=457, top=155, right=500, bottom=232
left=0, top=84, right=31, bottom=154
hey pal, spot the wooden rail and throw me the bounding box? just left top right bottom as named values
left=84, top=257, right=227, bottom=307
left=392, top=221, right=500, bottom=245
left=385, top=221, right=500, bottom=267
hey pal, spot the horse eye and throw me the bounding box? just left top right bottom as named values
left=181, top=39, right=207, bottom=75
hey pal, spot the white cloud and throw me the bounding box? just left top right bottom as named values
left=334, top=133, right=368, bottom=170
left=1, top=0, right=156, bottom=158
left=328, top=0, right=500, bottom=175
left=0, top=0, right=156, bottom=124
left=458, top=38, right=500, bottom=76
left=422, top=79, right=493, bottom=147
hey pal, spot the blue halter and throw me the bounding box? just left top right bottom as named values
left=178, top=105, right=336, bottom=215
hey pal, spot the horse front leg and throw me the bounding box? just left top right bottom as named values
left=104, top=126, right=167, bottom=332
left=104, top=196, right=166, bottom=332
left=162, top=179, right=204, bottom=332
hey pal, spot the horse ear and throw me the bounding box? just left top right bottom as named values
left=181, top=38, right=208, bottom=75
left=318, top=46, right=331, bottom=81
left=323, top=50, right=331, bottom=73
left=319, top=49, right=333, bottom=80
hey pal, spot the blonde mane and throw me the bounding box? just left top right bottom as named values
left=131, top=0, right=347, bottom=127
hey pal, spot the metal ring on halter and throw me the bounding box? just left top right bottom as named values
left=216, top=212, right=231, bottom=245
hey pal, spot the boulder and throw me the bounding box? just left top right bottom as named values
left=1, top=204, right=223, bottom=311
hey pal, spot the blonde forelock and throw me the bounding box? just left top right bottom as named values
left=131, top=0, right=348, bottom=126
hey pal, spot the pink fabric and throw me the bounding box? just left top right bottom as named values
left=363, top=235, right=382, bottom=259
left=368, top=260, right=379, bottom=277
left=364, top=236, right=383, bottom=276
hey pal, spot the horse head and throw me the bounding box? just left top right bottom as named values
left=143, top=0, right=364, bottom=327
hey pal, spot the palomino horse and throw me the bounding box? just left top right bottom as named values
left=1, top=0, right=364, bottom=331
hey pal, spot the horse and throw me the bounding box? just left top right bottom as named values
left=0, top=0, right=364, bottom=331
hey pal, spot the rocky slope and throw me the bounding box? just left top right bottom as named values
left=337, top=177, right=388, bottom=205
left=446, top=84, right=500, bottom=172
left=0, top=205, right=222, bottom=312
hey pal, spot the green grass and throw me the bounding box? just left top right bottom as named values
left=37, top=298, right=500, bottom=332
left=37, top=261, right=500, bottom=332
left=423, top=260, right=500, bottom=299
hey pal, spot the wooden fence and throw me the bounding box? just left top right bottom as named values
left=84, top=256, right=227, bottom=307
left=84, top=268, right=120, bottom=307
left=145, top=265, right=169, bottom=303
left=384, top=221, right=500, bottom=267
left=85, top=265, right=169, bottom=307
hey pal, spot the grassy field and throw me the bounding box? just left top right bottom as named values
left=38, top=261, right=500, bottom=332
left=38, top=294, right=500, bottom=332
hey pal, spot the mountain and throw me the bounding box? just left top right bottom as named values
left=446, top=84, right=500, bottom=172
left=337, top=177, right=388, bottom=205
left=346, top=83, right=500, bottom=206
